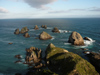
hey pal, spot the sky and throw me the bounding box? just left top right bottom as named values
left=0, top=0, right=100, bottom=19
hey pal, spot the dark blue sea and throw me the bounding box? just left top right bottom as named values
left=0, top=18, right=100, bottom=75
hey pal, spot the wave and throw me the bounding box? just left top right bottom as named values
left=59, top=30, right=71, bottom=33
left=84, top=37, right=95, bottom=46
left=47, top=27, right=53, bottom=29
left=51, top=36, right=55, bottom=40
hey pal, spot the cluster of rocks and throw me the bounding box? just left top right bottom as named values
left=14, top=54, right=22, bottom=63
left=41, top=25, right=47, bottom=29
left=14, top=27, right=30, bottom=38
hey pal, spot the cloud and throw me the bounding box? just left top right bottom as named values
left=89, top=7, right=100, bottom=11
left=49, top=9, right=86, bottom=13
left=23, top=0, right=57, bottom=9
left=0, top=7, right=9, bottom=13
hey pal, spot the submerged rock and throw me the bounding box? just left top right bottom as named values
left=84, top=37, right=90, bottom=41
left=20, top=27, right=29, bottom=34
left=34, top=25, right=39, bottom=30
left=8, top=43, right=13, bottom=45
left=14, top=29, right=20, bottom=34
left=68, top=31, right=84, bottom=46
left=52, top=27, right=60, bottom=33
left=45, top=43, right=99, bottom=75
left=39, top=31, right=52, bottom=40
left=86, top=52, right=100, bottom=69
left=23, top=33, right=30, bottom=38
left=41, top=25, right=47, bottom=29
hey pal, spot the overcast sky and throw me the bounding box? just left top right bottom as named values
left=0, top=0, right=100, bottom=19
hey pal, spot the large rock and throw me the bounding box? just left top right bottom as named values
left=23, top=33, right=30, bottom=38
left=86, top=52, right=100, bottom=69
left=39, top=31, right=52, bottom=40
left=52, top=27, right=60, bottom=33
left=68, top=31, right=84, bottom=46
left=14, top=28, right=20, bottom=34
left=25, top=47, right=42, bottom=64
left=20, top=27, right=29, bottom=34
left=45, top=43, right=99, bottom=75
left=41, top=25, right=47, bottom=29
left=34, top=25, right=39, bottom=30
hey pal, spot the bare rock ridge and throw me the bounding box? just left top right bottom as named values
left=34, top=25, right=39, bottom=30
left=68, top=31, right=84, bottom=46
left=41, top=25, right=47, bottom=29
left=39, top=31, right=52, bottom=40
left=52, top=27, right=60, bottom=33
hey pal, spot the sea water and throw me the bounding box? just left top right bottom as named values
left=0, top=18, right=100, bottom=75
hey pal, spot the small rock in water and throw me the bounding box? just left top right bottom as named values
left=15, top=55, right=22, bottom=59
left=15, top=60, right=22, bottom=63
left=84, top=37, right=90, bottom=41
left=8, top=43, right=13, bottom=45
left=83, top=51, right=90, bottom=54
left=80, top=48, right=88, bottom=50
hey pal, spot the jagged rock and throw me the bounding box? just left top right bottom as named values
left=45, top=43, right=99, bottom=75
left=39, top=31, right=52, bottom=40
left=84, top=37, right=90, bottom=41
left=23, top=33, right=30, bottom=38
left=86, top=52, right=100, bottom=69
left=68, top=31, right=84, bottom=46
left=41, top=25, right=47, bottom=29
left=52, top=27, right=60, bottom=33
left=15, top=60, right=22, bottom=63
left=20, top=27, right=29, bottom=34
left=15, top=55, right=22, bottom=59
left=14, top=29, right=20, bottom=34
left=34, top=25, right=39, bottom=30
left=8, top=43, right=13, bottom=44
left=38, top=49, right=42, bottom=59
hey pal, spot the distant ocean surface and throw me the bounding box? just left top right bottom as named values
left=0, top=18, right=100, bottom=75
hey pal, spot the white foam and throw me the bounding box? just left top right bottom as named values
left=47, top=27, right=52, bottom=29
left=64, top=43, right=71, bottom=45
left=51, top=36, right=55, bottom=40
left=0, top=73, right=4, bottom=75
left=59, top=30, right=71, bottom=33
left=84, top=37, right=95, bottom=46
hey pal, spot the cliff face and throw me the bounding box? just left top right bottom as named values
left=45, top=43, right=99, bottom=75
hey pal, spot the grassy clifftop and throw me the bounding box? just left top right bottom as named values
left=46, top=43, right=99, bottom=75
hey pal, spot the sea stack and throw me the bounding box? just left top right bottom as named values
left=68, top=31, right=84, bottom=46
left=41, top=25, right=47, bottom=29
left=23, top=33, right=30, bottom=38
left=34, top=25, right=39, bottom=30
left=14, top=28, right=20, bottom=34
left=52, top=27, right=60, bottom=33
left=20, top=27, right=29, bottom=34
left=39, top=31, right=52, bottom=40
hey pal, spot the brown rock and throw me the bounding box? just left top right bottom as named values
left=39, top=31, right=52, bottom=40
left=68, top=31, right=84, bottom=46
left=14, top=29, right=20, bottom=34
left=34, top=25, right=39, bottom=30
left=41, top=25, right=47, bottom=29
left=38, top=49, right=42, bottom=59
left=15, top=60, right=22, bottom=63
left=15, top=55, right=22, bottom=59
left=84, top=37, right=90, bottom=41
left=20, top=27, right=29, bottom=34
left=23, top=33, right=30, bottom=38
left=52, top=27, right=60, bottom=33
left=8, top=43, right=13, bottom=45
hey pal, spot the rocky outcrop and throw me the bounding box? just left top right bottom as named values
left=84, top=37, right=90, bottom=41
left=34, top=25, right=39, bottom=30
left=86, top=52, right=100, bottom=69
left=68, top=31, right=84, bottom=46
left=23, top=33, right=30, bottom=38
left=52, top=27, right=60, bottom=33
left=41, top=25, right=47, bottom=29
left=45, top=43, right=99, bottom=75
left=20, top=27, right=29, bottom=34
left=25, top=47, right=42, bottom=64
left=39, top=31, right=52, bottom=40
left=14, top=29, right=20, bottom=34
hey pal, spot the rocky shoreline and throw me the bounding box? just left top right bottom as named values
left=13, top=25, right=100, bottom=75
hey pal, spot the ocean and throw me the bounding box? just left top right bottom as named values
left=0, top=18, right=100, bottom=75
